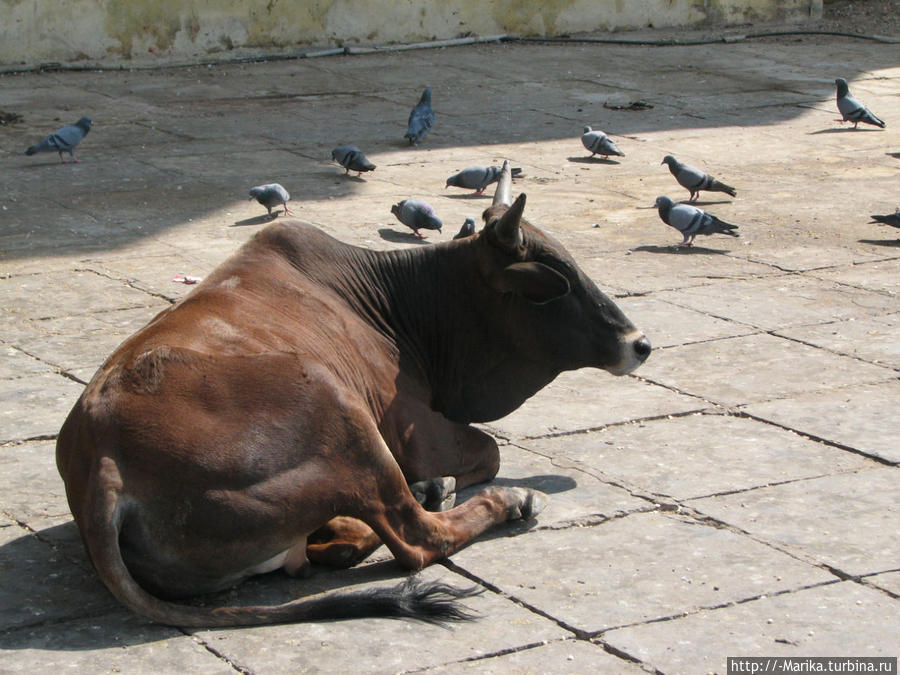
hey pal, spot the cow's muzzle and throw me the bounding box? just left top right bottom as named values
left=608, top=331, right=651, bottom=376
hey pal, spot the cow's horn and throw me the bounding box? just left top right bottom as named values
left=495, top=192, right=526, bottom=249
left=492, top=159, right=513, bottom=207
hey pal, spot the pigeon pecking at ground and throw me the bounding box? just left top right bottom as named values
left=655, top=195, right=740, bottom=247
left=331, top=145, right=376, bottom=175
left=453, top=217, right=476, bottom=239
left=834, top=78, right=885, bottom=129
left=581, top=126, right=624, bottom=158
left=391, top=199, right=443, bottom=239
left=25, top=116, right=93, bottom=163
left=405, top=88, right=434, bottom=146
left=249, top=183, right=292, bottom=220
left=869, top=210, right=900, bottom=228
left=661, top=155, right=736, bottom=202
left=445, top=165, right=522, bottom=194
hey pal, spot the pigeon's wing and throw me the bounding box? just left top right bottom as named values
left=667, top=203, right=705, bottom=233
left=48, top=124, right=85, bottom=151
left=598, top=136, right=624, bottom=156
left=675, top=164, right=707, bottom=190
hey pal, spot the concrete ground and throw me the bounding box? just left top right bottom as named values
left=1, top=30, right=898, bottom=675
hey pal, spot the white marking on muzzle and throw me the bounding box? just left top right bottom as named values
left=607, top=330, right=648, bottom=376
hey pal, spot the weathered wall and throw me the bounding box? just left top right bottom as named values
left=1, top=0, right=822, bottom=68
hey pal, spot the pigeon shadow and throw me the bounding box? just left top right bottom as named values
left=232, top=214, right=278, bottom=227
left=377, top=228, right=430, bottom=245
left=633, top=244, right=732, bottom=255
left=335, top=173, right=370, bottom=182
left=680, top=199, right=733, bottom=207
left=444, top=192, right=491, bottom=200
left=858, top=238, right=900, bottom=247
left=808, top=127, right=884, bottom=135
left=567, top=156, right=622, bottom=165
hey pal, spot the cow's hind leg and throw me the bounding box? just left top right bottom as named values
left=307, top=517, right=382, bottom=568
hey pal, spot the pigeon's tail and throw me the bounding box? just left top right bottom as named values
left=707, top=217, right=740, bottom=237
left=709, top=179, right=737, bottom=198
left=864, top=111, right=886, bottom=129
left=25, top=140, right=49, bottom=155
left=870, top=214, right=900, bottom=228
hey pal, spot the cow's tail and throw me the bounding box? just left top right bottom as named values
left=85, top=470, right=481, bottom=628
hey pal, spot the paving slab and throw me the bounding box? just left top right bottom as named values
left=0, top=440, right=70, bottom=524
left=652, top=274, right=897, bottom=332
left=775, top=313, right=900, bottom=369
left=517, top=413, right=874, bottom=501
left=485, top=369, right=704, bottom=439
left=743, top=380, right=900, bottom=463
left=866, top=571, right=900, bottom=597
left=637, top=333, right=895, bottom=407
left=0, top=516, right=117, bottom=631
left=0, top=269, right=163, bottom=325
left=448, top=511, right=834, bottom=634
left=0, top=372, right=84, bottom=443
left=688, top=468, right=900, bottom=576
left=0, top=610, right=232, bottom=674
left=603, top=581, right=899, bottom=673
left=808, top=258, right=900, bottom=295
left=422, top=637, right=647, bottom=674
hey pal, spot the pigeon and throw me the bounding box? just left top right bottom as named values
left=654, top=196, right=740, bottom=247
left=331, top=145, right=376, bottom=175
left=390, top=199, right=442, bottom=238
left=249, top=183, right=292, bottom=219
left=835, top=78, right=885, bottom=129
left=661, top=155, right=736, bottom=202
left=405, top=88, right=434, bottom=146
left=445, top=165, right=522, bottom=194
left=581, top=126, right=624, bottom=158
left=453, top=217, right=476, bottom=240
left=25, top=116, right=93, bottom=163
left=869, top=210, right=900, bottom=228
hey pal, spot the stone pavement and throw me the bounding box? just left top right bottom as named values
left=1, top=33, right=898, bottom=674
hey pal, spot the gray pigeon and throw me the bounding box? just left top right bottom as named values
left=405, top=88, right=434, bottom=146
left=453, top=217, right=476, bottom=240
left=581, top=126, right=624, bottom=158
left=869, top=210, right=900, bottom=228
left=661, top=155, right=736, bottom=202
left=331, top=145, right=376, bottom=175
left=390, top=199, right=442, bottom=238
left=445, top=165, right=523, bottom=194
left=835, top=78, right=885, bottom=129
left=655, top=195, right=740, bottom=247
left=25, top=116, right=92, bottom=163
left=249, top=183, right=292, bottom=219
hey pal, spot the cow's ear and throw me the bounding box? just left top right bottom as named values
left=499, top=262, right=570, bottom=304
left=493, top=193, right=526, bottom=251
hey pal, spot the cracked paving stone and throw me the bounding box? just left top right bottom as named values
left=447, top=511, right=833, bottom=634
left=687, top=467, right=900, bottom=576
left=603, top=581, right=899, bottom=673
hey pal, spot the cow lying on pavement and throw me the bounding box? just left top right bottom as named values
left=56, top=173, right=650, bottom=627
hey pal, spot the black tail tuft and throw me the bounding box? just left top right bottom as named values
left=330, top=576, right=483, bottom=626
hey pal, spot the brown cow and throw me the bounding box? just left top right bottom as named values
left=56, top=169, right=650, bottom=627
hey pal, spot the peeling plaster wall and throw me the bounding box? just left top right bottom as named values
left=0, top=0, right=822, bottom=68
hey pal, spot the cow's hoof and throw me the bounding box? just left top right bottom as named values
left=410, top=476, right=457, bottom=512
left=508, top=487, right=548, bottom=520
